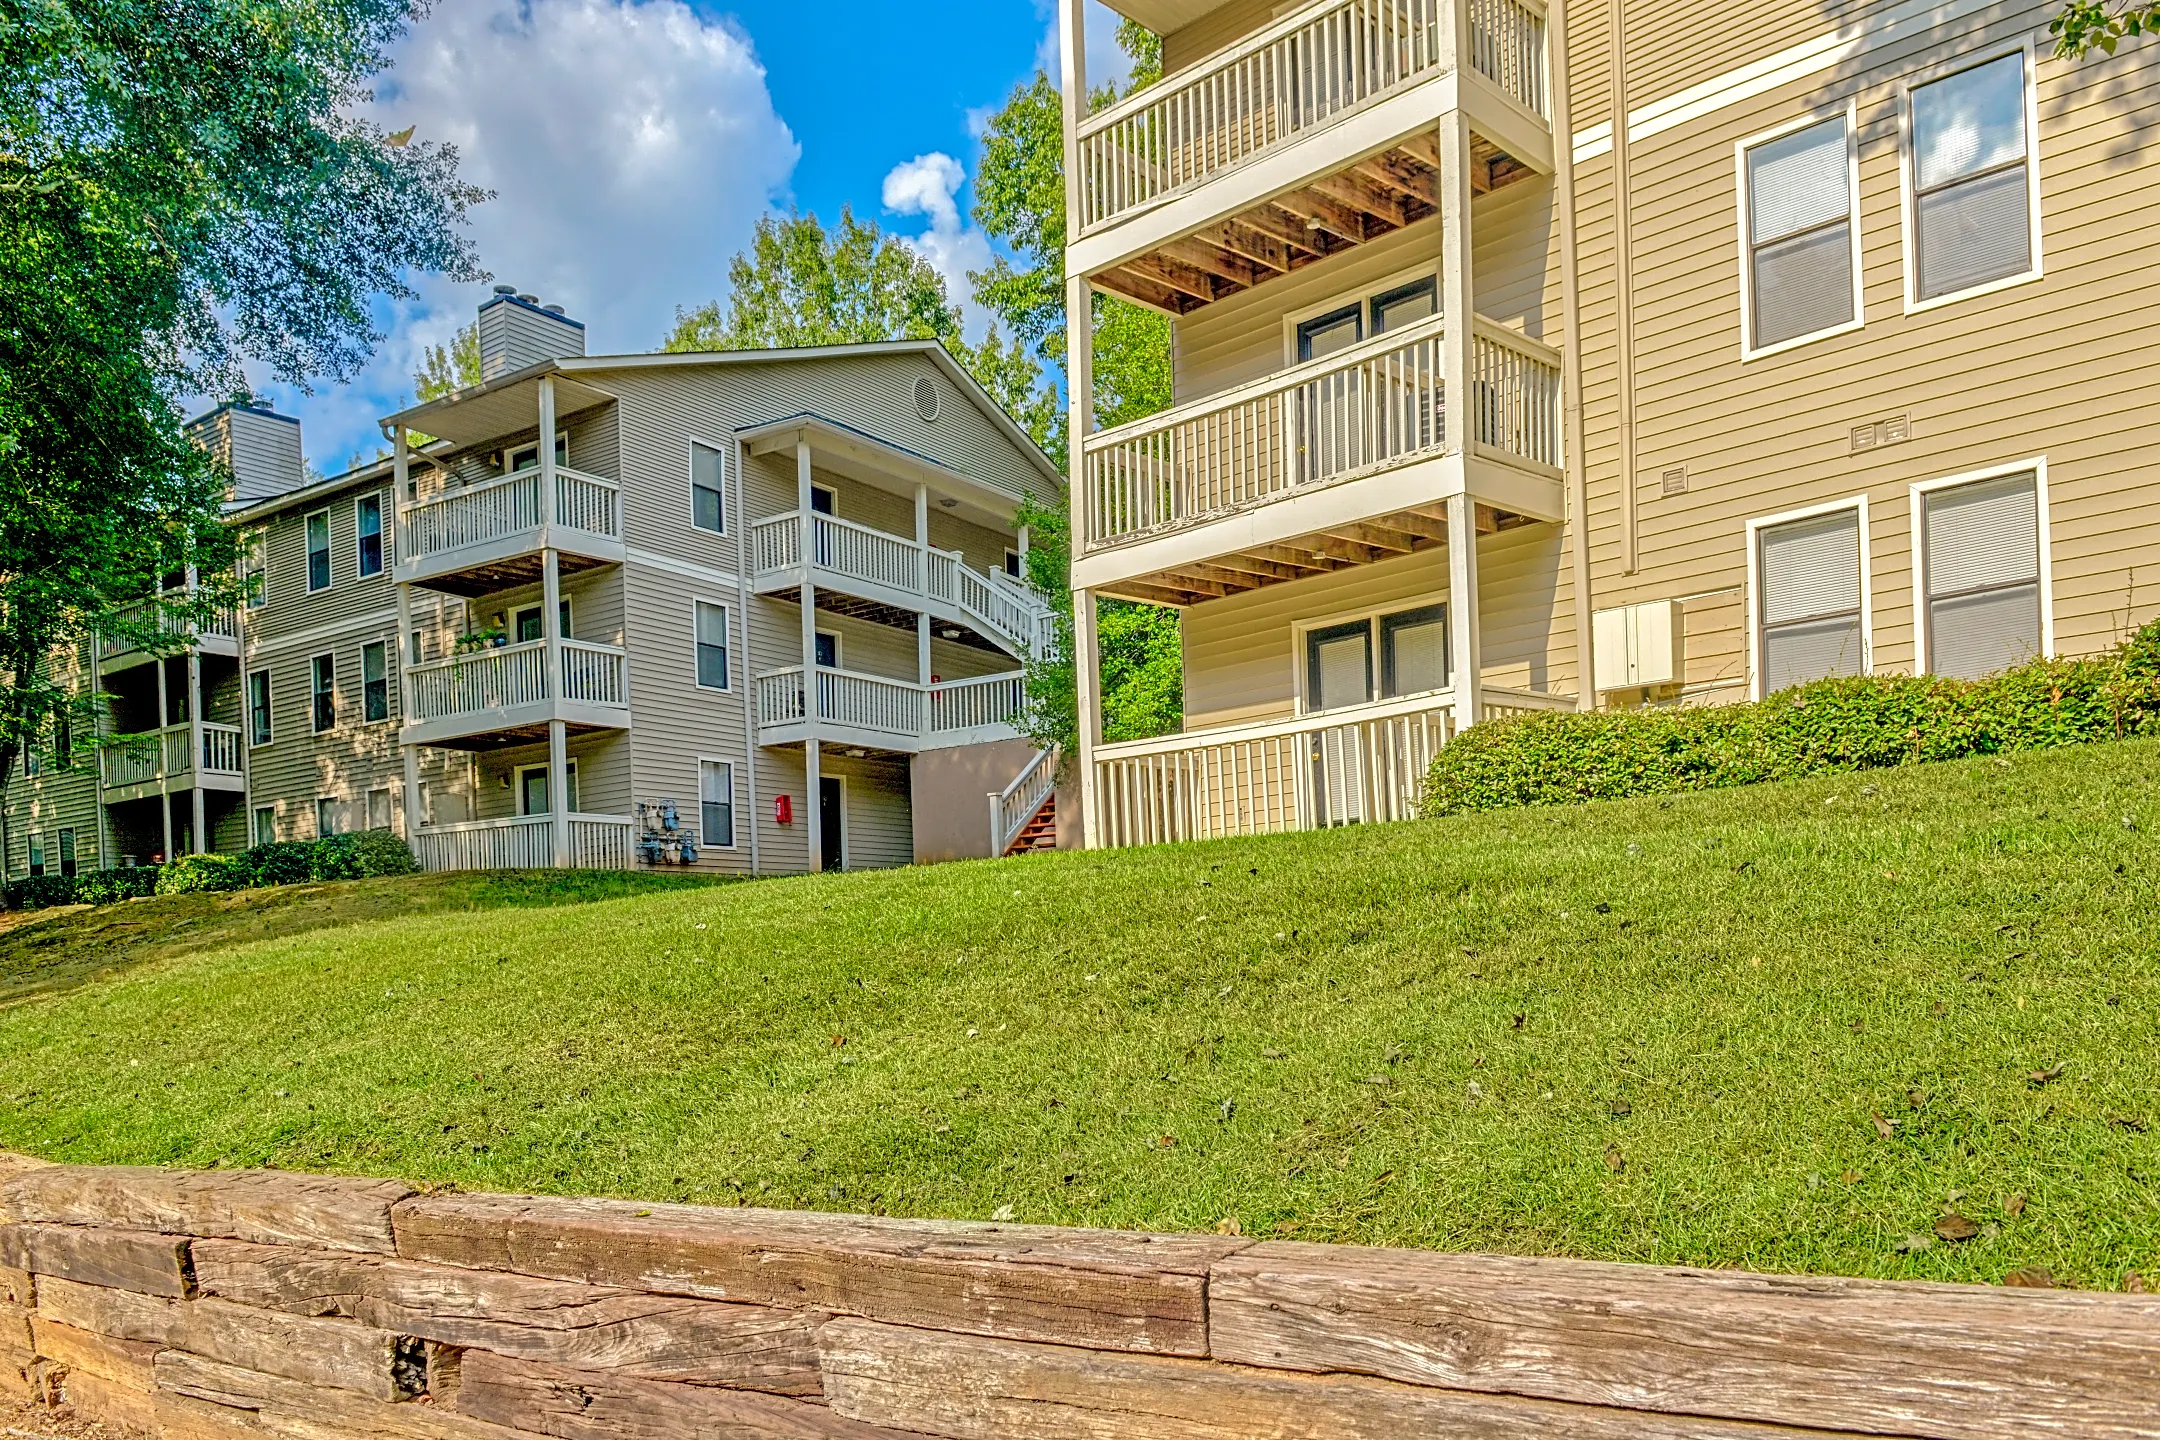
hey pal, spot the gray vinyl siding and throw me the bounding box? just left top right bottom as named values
left=820, top=752, right=913, bottom=871
left=473, top=732, right=632, bottom=822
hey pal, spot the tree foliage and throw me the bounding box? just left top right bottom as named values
left=0, top=0, right=486, bottom=865
left=972, top=28, right=1181, bottom=757
left=2052, top=0, right=2160, bottom=54
left=415, top=322, right=483, bottom=401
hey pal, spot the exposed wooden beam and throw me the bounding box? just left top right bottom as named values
left=1271, top=189, right=1367, bottom=246
left=1122, top=253, right=1218, bottom=304
left=1207, top=220, right=1292, bottom=275
left=1238, top=206, right=1331, bottom=257
left=1354, top=153, right=1438, bottom=209
left=1326, top=522, right=1418, bottom=556
left=1109, top=580, right=1203, bottom=607
left=1249, top=542, right=1347, bottom=574
left=1201, top=552, right=1311, bottom=584
left=1162, top=237, right=1260, bottom=291
left=1094, top=267, right=1192, bottom=315
left=1296, top=533, right=1385, bottom=565
left=1309, top=171, right=1407, bottom=229
left=1387, top=509, right=1450, bottom=544
left=1149, top=568, right=1239, bottom=598
left=1396, top=133, right=1442, bottom=171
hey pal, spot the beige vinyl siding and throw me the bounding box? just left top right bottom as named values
left=819, top=752, right=913, bottom=871
left=473, top=732, right=632, bottom=823
left=1161, top=0, right=1274, bottom=75
left=5, top=659, right=102, bottom=875
left=467, top=568, right=626, bottom=648
left=1566, top=0, right=2160, bottom=700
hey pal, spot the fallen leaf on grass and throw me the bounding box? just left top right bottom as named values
left=2003, top=1266, right=2055, bottom=1288
left=2111, top=1115, right=2150, bottom=1133
left=1894, top=1233, right=1934, bottom=1254
left=1872, top=1111, right=1898, bottom=1140
left=2006, top=1191, right=2028, bottom=1217
left=2027, top=1061, right=2067, bottom=1087
left=1908, top=1088, right=1929, bottom=1109
left=1610, top=1098, right=1633, bottom=1118
left=1261, top=1047, right=1287, bottom=1060
left=1933, top=1213, right=1981, bottom=1243
left=2125, top=1271, right=2148, bottom=1294
left=1841, top=1169, right=1862, bottom=1184
left=1604, top=1144, right=1625, bottom=1173
left=991, top=1204, right=1015, bottom=1222
left=1215, top=1217, right=1243, bottom=1236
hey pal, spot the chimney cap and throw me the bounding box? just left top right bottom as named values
left=493, top=283, right=517, bottom=295
left=516, top=293, right=539, bottom=304
left=544, top=304, right=565, bottom=315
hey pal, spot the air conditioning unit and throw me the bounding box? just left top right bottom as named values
left=1592, top=600, right=1684, bottom=693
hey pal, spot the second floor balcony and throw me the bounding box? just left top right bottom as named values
left=1071, top=313, right=1563, bottom=600
left=754, top=666, right=1028, bottom=755
left=99, top=598, right=241, bottom=671
left=98, top=721, right=246, bottom=803
left=395, top=466, right=625, bottom=595
left=400, top=637, right=630, bottom=748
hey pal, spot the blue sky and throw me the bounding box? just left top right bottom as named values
left=254, top=0, right=1131, bottom=473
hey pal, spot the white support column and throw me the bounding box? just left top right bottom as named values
left=1449, top=497, right=1484, bottom=727
left=185, top=565, right=204, bottom=854
left=547, top=718, right=570, bottom=868
left=536, top=376, right=559, bottom=530
left=734, top=437, right=761, bottom=877
left=543, top=545, right=569, bottom=867
left=914, top=483, right=932, bottom=685
left=1437, top=109, right=1475, bottom=459
left=797, top=439, right=822, bottom=875
left=1073, top=587, right=1103, bottom=850
left=395, top=580, right=422, bottom=840
left=154, top=653, right=173, bottom=861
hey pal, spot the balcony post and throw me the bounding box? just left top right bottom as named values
left=1437, top=109, right=1476, bottom=459
left=1449, top=496, right=1484, bottom=727
left=396, top=581, right=422, bottom=841
left=537, top=375, right=558, bottom=530
left=798, top=438, right=823, bottom=875
left=1073, top=587, right=1103, bottom=849
left=914, top=483, right=932, bottom=686
left=391, top=426, right=409, bottom=571
left=547, top=718, right=570, bottom=868
left=185, top=566, right=205, bottom=855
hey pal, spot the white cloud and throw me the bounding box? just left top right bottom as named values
left=882, top=153, right=996, bottom=341
left=264, top=0, right=797, bottom=472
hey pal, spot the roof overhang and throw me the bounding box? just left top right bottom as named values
left=740, top=413, right=1028, bottom=534
left=384, top=365, right=617, bottom=449
left=1095, top=0, right=1228, bottom=32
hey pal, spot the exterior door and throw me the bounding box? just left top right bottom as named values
left=818, top=777, right=844, bottom=871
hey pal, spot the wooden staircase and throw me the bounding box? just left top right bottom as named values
left=1003, top=792, right=1058, bottom=855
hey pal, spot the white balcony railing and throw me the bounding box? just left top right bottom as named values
left=100, top=598, right=240, bottom=660
left=755, top=666, right=1028, bottom=748
left=412, top=813, right=638, bottom=872
left=992, top=745, right=1059, bottom=855
left=1074, top=0, right=1547, bottom=234
left=404, top=640, right=627, bottom=726
left=98, top=722, right=244, bottom=788
left=1471, top=318, right=1564, bottom=472
left=1092, top=685, right=1568, bottom=848
left=751, top=511, right=1056, bottom=661
left=397, top=466, right=620, bottom=566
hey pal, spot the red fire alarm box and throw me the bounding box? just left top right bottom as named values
left=775, top=794, right=793, bottom=825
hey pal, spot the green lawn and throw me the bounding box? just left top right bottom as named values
left=2, top=742, right=2156, bottom=1290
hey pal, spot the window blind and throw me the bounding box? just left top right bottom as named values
left=1759, top=508, right=1864, bottom=691
left=1925, top=471, right=2041, bottom=678
left=1746, top=116, right=1854, bottom=348
left=1911, top=53, right=2031, bottom=300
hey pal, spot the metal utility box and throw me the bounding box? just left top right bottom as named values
left=1592, top=599, right=1685, bottom=692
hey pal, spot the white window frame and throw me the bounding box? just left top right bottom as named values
left=1280, top=261, right=1444, bottom=366
left=241, top=528, right=268, bottom=608
left=26, top=832, right=45, bottom=878
left=360, top=639, right=392, bottom=726
left=304, top=508, right=333, bottom=594
left=689, top=436, right=727, bottom=536
left=1907, top=456, right=2054, bottom=675
left=1734, top=100, right=1866, bottom=361
left=354, top=491, right=387, bottom=579
left=514, top=759, right=580, bottom=816
left=366, top=786, right=394, bottom=832
left=1744, top=495, right=1874, bottom=701
left=809, top=482, right=839, bottom=517
left=246, top=667, right=272, bottom=747
left=692, top=597, right=733, bottom=693
left=315, top=796, right=341, bottom=839
left=814, top=628, right=842, bottom=670
left=503, top=432, right=568, bottom=475
left=309, top=651, right=337, bottom=733
left=1898, top=42, right=2045, bottom=315
left=697, top=756, right=739, bottom=850
left=509, top=596, right=573, bottom=645
left=252, top=804, right=277, bottom=848
left=1291, top=588, right=1454, bottom=717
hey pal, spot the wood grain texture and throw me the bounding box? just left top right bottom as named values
left=35, top=1277, right=422, bottom=1402
left=1, top=1166, right=410, bottom=1253
left=0, top=1298, right=29, bottom=1355
left=1, top=1222, right=195, bottom=1297
left=154, top=1349, right=552, bottom=1440
left=1208, top=1242, right=2160, bottom=1440
left=394, top=1193, right=1247, bottom=1356
left=0, top=1263, right=31, bottom=1306
left=818, top=1318, right=1857, bottom=1440
left=54, top=1364, right=162, bottom=1432
left=29, top=1316, right=161, bottom=1387
left=445, top=1350, right=917, bottom=1440
left=190, top=1240, right=823, bottom=1396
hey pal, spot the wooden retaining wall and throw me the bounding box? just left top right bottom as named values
left=4, top=1152, right=2157, bottom=1439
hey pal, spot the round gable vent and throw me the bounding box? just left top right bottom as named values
left=914, top=375, right=942, bottom=423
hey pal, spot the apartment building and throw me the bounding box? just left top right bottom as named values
left=5, top=299, right=1063, bottom=880
left=1057, top=0, right=2158, bottom=847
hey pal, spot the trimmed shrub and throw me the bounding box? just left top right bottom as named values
left=155, top=853, right=248, bottom=895
left=4, top=874, right=78, bottom=911
left=309, top=830, right=419, bottom=881
left=239, top=840, right=316, bottom=887
left=1424, top=620, right=2160, bottom=817
left=72, top=866, right=161, bottom=907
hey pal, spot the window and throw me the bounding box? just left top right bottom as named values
left=316, top=797, right=342, bottom=838
left=691, top=441, right=725, bottom=533
left=1754, top=505, right=1867, bottom=696
left=362, top=641, right=389, bottom=723
left=809, top=484, right=837, bottom=516
left=23, top=748, right=38, bottom=778
left=305, top=510, right=331, bottom=592
left=1740, top=110, right=1860, bottom=353
left=1296, top=303, right=1364, bottom=363
left=506, top=434, right=568, bottom=473
left=511, top=599, right=572, bottom=644
left=57, top=829, right=76, bottom=879
left=367, top=788, right=393, bottom=831
left=1303, top=603, right=1451, bottom=713
left=311, top=654, right=335, bottom=732
left=694, top=601, right=730, bottom=689
left=253, top=805, right=277, bottom=847
left=247, top=670, right=272, bottom=745
left=814, top=631, right=840, bottom=670
left=700, top=759, right=735, bottom=848
left=409, top=629, right=424, bottom=666
left=26, top=834, right=44, bottom=878
left=1004, top=549, right=1023, bottom=579
left=517, top=760, right=579, bottom=816
left=1907, top=51, right=2037, bottom=304
left=1292, top=273, right=1439, bottom=362
left=241, top=529, right=267, bottom=608
left=355, top=493, right=385, bottom=578
left=1918, top=468, right=2044, bottom=679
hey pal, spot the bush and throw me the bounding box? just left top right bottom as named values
left=155, top=853, right=248, bottom=895
left=1424, top=619, right=2160, bottom=817
left=4, top=874, right=78, bottom=911
left=239, top=840, right=317, bottom=887
left=308, top=830, right=418, bottom=881
left=72, top=866, right=161, bottom=907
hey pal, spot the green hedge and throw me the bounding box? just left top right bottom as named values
left=8, top=832, right=419, bottom=911
left=1423, top=619, right=2160, bottom=817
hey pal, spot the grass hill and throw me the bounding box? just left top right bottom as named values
left=2, top=740, right=2155, bottom=1290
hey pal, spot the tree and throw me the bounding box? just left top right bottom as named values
left=415, top=322, right=483, bottom=401
left=2052, top=1, right=2160, bottom=54
left=664, top=207, right=1060, bottom=457
left=972, top=27, right=1182, bottom=757
left=0, top=0, right=487, bottom=868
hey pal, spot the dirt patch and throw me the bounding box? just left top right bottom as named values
left=2, top=1397, right=145, bottom=1440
